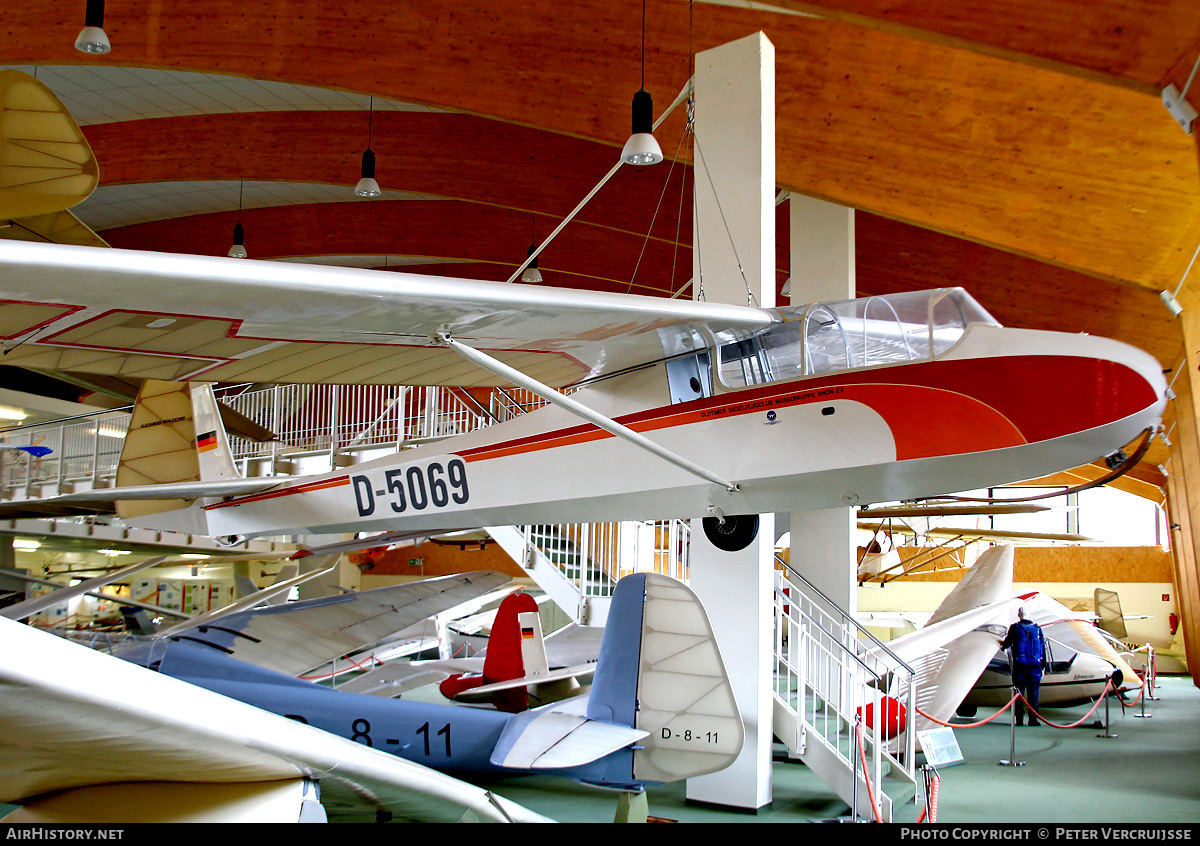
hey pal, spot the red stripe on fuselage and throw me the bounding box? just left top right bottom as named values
left=207, top=354, right=1151, bottom=510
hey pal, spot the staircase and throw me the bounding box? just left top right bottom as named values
left=772, top=563, right=918, bottom=822
left=486, top=520, right=689, bottom=628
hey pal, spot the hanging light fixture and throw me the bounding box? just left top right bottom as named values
left=227, top=181, right=248, bottom=259
left=354, top=97, right=382, bottom=198
left=74, top=0, right=112, bottom=54
left=620, top=1, right=662, bottom=166
left=521, top=217, right=543, bottom=284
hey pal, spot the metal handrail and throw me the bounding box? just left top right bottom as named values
left=775, top=553, right=914, bottom=675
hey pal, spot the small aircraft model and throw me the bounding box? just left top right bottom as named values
left=0, top=443, right=52, bottom=457
left=0, top=239, right=1168, bottom=550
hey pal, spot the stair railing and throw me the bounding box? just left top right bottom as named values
left=773, top=557, right=917, bottom=816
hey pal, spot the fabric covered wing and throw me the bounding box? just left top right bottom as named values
left=0, top=241, right=775, bottom=387
left=0, top=71, right=99, bottom=219
left=166, top=571, right=512, bottom=676
left=0, top=616, right=550, bottom=822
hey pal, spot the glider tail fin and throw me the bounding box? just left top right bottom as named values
left=440, top=591, right=541, bottom=712
left=586, top=573, right=744, bottom=785
left=190, top=381, right=241, bottom=483
left=114, top=380, right=240, bottom=525
left=115, top=380, right=203, bottom=520
left=488, top=574, right=741, bottom=787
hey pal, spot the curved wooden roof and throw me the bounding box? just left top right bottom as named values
left=2, top=0, right=1196, bottom=487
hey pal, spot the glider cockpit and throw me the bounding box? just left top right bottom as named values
left=668, top=287, right=1001, bottom=402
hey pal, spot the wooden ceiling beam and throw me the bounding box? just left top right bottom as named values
left=747, top=1, right=1200, bottom=93
left=1, top=1, right=1197, bottom=292
left=98, top=200, right=703, bottom=296
left=83, top=112, right=693, bottom=245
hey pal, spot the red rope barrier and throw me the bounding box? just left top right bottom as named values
left=915, top=693, right=1020, bottom=728
left=854, top=721, right=884, bottom=823
left=1119, top=674, right=1147, bottom=710
left=915, top=680, right=1117, bottom=730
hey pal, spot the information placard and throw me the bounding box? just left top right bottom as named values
left=917, top=727, right=965, bottom=767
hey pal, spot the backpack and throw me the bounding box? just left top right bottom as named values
left=1012, top=621, right=1045, bottom=666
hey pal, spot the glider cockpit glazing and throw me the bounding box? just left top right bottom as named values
left=717, top=288, right=1001, bottom=389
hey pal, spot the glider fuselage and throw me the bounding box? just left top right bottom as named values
left=194, top=321, right=1166, bottom=541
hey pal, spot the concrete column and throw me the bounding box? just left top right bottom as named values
left=686, top=31, right=775, bottom=812
left=786, top=195, right=855, bottom=306
left=786, top=195, right=858, bottom=613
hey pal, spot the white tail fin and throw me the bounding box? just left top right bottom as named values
left=517, top=610, right=550, bottom=677
left=1094, top=588, right=1128, bottom=639
left=190, top=382, right=240, bottom=482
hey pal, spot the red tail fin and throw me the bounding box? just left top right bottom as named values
left=439, top=591, right=539, bottom=712
left=482, top=592, right=539, bottom=682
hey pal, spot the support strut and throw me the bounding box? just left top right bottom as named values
left=435, top=332, right=740, bottom=493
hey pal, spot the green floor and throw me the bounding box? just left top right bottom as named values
left=475, top=675, right=1200, bottom=823
left=4, top=677, right=1194, bottom=823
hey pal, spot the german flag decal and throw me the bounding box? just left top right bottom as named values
left=521, top=626, right=536, bottom=640
left=197, top=431, right=218, bottom=453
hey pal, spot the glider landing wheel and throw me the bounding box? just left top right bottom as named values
left=702, top=514, right=760, bottom=552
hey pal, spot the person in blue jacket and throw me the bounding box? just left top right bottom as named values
left=1000, top=607, right=1049, bottom=726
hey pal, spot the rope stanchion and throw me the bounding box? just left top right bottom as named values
left=915, top=680, right=1116, bottom=732
left=915, top=765, right=940, bottom=823
left=1096, top=678, right=1119, bottom=739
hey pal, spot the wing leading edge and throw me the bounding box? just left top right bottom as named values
left=0, top=240, right=774, bottom=387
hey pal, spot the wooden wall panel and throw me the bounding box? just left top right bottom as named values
left=890, top=544, right=1174, bottom=584
left=1162, top=343, right=1200, bottom=685
left=1013, top=545, right=1174, bottom=583
left=362, top=538, right=523, bottom=579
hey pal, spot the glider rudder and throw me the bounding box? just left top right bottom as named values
left=586, top=573, right=745, bottom=786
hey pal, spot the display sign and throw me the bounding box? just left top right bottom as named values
left=917, top=727, right=965, bottom=767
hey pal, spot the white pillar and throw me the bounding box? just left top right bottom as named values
left=786, top=195, right=855, bottom=306
left=785, top=195, right=858, bottom=613
left=686, top=31, right=775, bottom=812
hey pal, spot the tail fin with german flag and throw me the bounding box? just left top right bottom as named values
left=439, top=592, right=544, bottom=712
left=115, top=380, right=240, bottom=523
